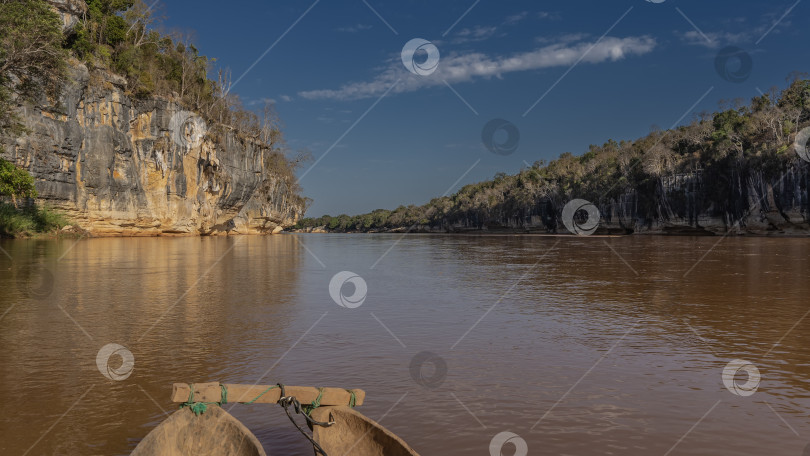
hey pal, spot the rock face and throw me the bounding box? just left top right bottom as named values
left=597, top=166, right=810, bottom=235
left=310, top=164, right=809, bottom=236
left=0, top=63, right=305, bottom=236
left=433, top=165, right=810, bottom=236
left=47, top=0, right=87, bottom=31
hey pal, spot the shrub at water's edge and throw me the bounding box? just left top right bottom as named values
left=295, top=77, right=810, bottom=236
left=0, top=202, right=69, bottom=238
left=0, top=158, right=68, bottom=237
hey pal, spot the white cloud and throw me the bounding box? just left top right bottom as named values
left=451, top=11, right=537, bottom=44
left=279, top=94, right=293, bottom=102
left=677, top=6, right=796, bottom=50
left=537, top=11, right=562, bottom=21
left=246, top=97, right=276, bottom=106
left=299, top=36, right=656, bottom=101
left=504, top=11, right=529, bottom=25
left=535, top=33, right=589, bottom=45
left=678, top=30, right=749, bottom=48
left=453, top=25, right=499, bottom=43
left=336, top=24, right=373, bottom=33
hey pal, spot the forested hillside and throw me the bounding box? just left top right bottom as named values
left=296, top=77, right=810, bottom=235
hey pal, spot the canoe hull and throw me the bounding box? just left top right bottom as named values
left=131, top=407, right=266, bottom=456
left=311, top=406, right=419, bottom=456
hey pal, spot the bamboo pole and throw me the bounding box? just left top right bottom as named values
left=171, top=382, right=365, bottom=407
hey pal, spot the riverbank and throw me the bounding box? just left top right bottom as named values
left=0, top=202, right=71, bottom=238
left=287, top=225, right=808, bottom=236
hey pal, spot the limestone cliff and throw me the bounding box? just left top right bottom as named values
left=430, top=166, right=809, bottom=235
left=297, top=164, right=809, bottom=236
left=0, top=62, right=305, bottom=236
left=596, top=166, right=809, bottom=235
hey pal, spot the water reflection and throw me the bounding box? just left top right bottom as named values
left=0, top=236, right=305, bottom=455
left=0, top=234, right=808, bottom=455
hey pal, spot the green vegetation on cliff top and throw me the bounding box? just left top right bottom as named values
left=0, top=0, right=67, bottom=135
left=296, top=77, right=810, bottom=232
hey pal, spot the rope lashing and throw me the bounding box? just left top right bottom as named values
left=245, top=384, right=278, bottom=404
left=276, top=383, right=331, bottom=456
left=178, top=382, right=359, bottom=456
left=179, top=383, right=356, bottom=414
left=179, top=383, right=228, bottom=416
left=302, top=387, right=325, bottom=417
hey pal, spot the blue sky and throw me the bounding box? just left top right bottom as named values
left=160, top=0, right=809, bottom=217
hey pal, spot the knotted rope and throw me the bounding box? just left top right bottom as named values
left=179, top=383, right=228, bottom=416
left=179, top=382, right=359, bottom=456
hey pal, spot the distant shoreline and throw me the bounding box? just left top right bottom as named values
left=286, top=229, right=809, bottom=238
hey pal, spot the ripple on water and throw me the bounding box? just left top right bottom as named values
left=0, top=235, right=808, bottom=455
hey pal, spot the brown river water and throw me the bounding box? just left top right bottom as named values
left=1, top=234, right=809, bottom=456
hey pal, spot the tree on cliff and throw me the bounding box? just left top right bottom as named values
left=0, top=158, right=37, bottom=206
left=0, top=0, right=68, bottom=134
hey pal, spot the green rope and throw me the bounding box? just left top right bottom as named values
left=246, top=384, right=279, bottom=404
left=302, top=387, right=325, bottom=417
left=179, top=383, right=356, bottom=417
left=177, top=383, right=358, bottom=456
left=180, top=383, right=229, bottom=416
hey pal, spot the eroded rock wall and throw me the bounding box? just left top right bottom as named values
left=597, top=165, right=810, bottom=235
left=460, top=165, right=810, bottom=235
left=325, top=164, right=809, bottom=236
left=1, top=63, right=304, bottom=236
